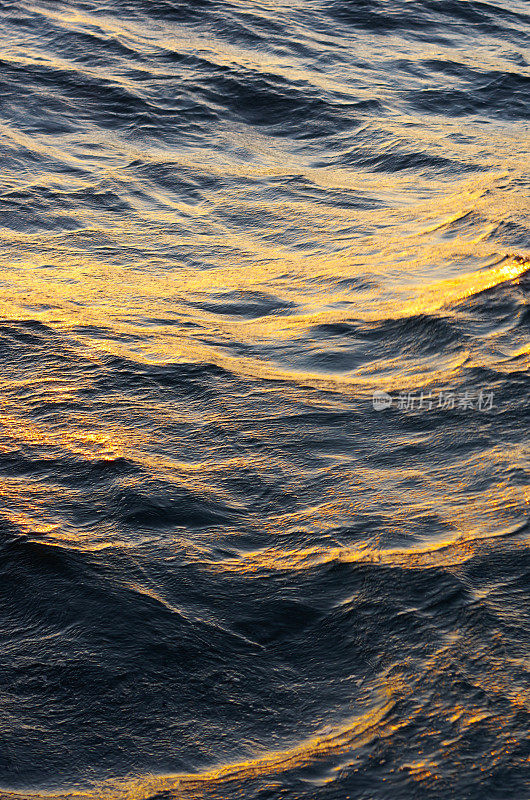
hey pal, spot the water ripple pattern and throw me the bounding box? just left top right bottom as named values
left=0, top=0, right=528, bottom=798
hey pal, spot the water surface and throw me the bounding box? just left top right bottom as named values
left=0, top=0, right=528, bottom=798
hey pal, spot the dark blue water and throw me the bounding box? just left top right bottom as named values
left=0, top=1, right=528, bottom=798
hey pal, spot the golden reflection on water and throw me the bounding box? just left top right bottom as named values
left=0, top=6, right=528, bottom=796
left=0, top=213, right=526, bottom=392
left=0, top=699, right=397, bottom=800
left=208, top=522, right=528, bottom=576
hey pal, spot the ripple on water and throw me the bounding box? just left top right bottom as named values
left=0, top=0, right=528, bottom=797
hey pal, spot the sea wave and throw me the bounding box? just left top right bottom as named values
left=0, top=0, right=528, bottom=797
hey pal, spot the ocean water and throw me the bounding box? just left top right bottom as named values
left=0, top=0, right=528, bottom=798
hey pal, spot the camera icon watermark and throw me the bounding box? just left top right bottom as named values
left=372, top=390, right=393, bottom=411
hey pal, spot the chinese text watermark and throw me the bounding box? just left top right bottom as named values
left=372, top=389, right=495, bottom=412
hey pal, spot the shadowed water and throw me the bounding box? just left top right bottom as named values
left=0, top=1, right=528, bottom=798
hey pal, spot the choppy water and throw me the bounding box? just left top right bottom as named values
left=0, top=1, right=529, bottom=798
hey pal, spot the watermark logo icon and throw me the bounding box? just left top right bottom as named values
left=372, top=390, right=393, bottom=411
